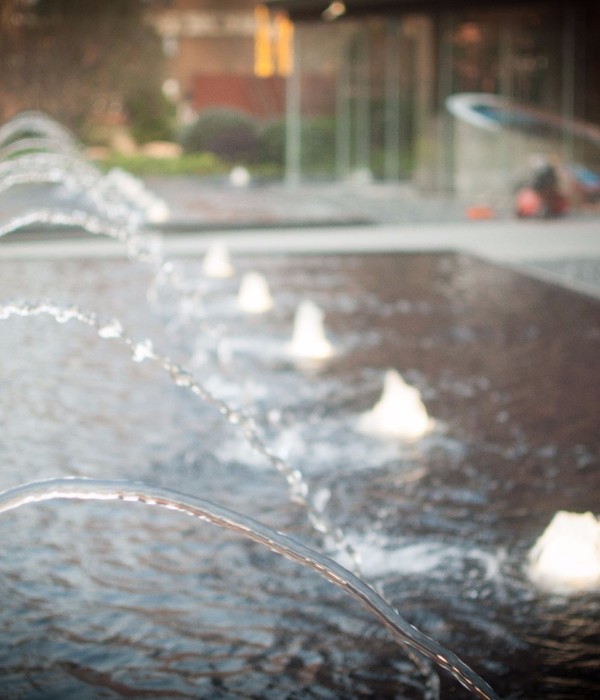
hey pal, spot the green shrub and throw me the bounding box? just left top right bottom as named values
left=78, top=123, right=112, bottom=148
left=301, top=116, right=336, bottom=175
left=255, top=116, right=337, bottom=175
left=180, top=108, right=259, bottom=162
left=125, top=88, right=175, bottom=144
left=257, top=119, right=286, bottom=166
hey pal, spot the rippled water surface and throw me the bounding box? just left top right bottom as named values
left=1, top=251, right=599, bottom=698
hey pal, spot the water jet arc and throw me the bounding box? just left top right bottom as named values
left=0, top=477, right=500, bottom=700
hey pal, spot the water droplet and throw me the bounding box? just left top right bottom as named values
left=55, top=305, right=77, bottom=323
left=227, top=412, right=240, bottom=425
left=98, top=319, right=123, bottom=339
left=308, top=511, right=329, bottom=534
left=127, top=233, right=163, bottom=264
left=289, top=470, right=308, bottom=499
left=132, top=339, right=154, bottom=362
left=169, top=365, right=194, bottom=387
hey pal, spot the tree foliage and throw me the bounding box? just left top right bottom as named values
left=0, top=0, right=167, bottom=138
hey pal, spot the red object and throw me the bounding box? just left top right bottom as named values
left=516, top=187, right=543, bottom=217
left=466, top=205, right=495, bottom=220
left=515, top=187, right=568, bottom=218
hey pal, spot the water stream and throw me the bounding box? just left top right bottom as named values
left=0, top=128, right=365, bottom=577
left=0, top=477, right=498, bottom=700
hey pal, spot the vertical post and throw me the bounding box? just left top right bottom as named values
left=409, top=16, right=435, bottom=190
left=437, top=12, right=455, bottom=193
left=498, top=17, right=512, bottom=98
left=561, top=5, right=575, bottom=164
left=335, top=41, right=351, bottom=180
left=384, top=21, right=401, bottom=181
left=285, top=29, right=301, bottom=186
left=498, top=15, right=513, bottom=193
left=354, top=26, right=371, bottom=178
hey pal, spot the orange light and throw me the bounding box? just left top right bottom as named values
left=254, top=5, right=274, bottom=78
left=275, top=12, right=294, bottom=77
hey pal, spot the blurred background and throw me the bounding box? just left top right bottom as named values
left=1, top=0, right=599, bottom=215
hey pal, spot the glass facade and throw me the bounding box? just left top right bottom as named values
left=287, top=4, right=598, bottom=199
left=287, top=17, right=426, bottom=182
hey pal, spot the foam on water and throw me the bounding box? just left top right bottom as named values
left=343, top=532, right=505, bottom=581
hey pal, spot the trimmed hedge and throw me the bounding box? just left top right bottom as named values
left=180, top=108, right=259, bottom=162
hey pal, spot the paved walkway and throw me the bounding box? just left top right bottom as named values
left=145, top=177, right=490, bottom=229
left=1, top=178, right=599, bottom=297
left=144, top=175, right=600, bottom=229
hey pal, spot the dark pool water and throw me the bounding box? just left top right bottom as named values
left=0, top=251, right=598, bottom=699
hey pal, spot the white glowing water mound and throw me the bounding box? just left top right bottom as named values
left=229, top=165, right=251, bottom=187
left=358, top=369, right=434, bottom=440
left=202, top=242, right=234, bottom=278
left=287, top=300, right=333, bottom=361
left=238, top=271, right=273, bottom=313
left=528, top=510, right=600, bottom=594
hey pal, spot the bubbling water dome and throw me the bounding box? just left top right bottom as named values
left=238, top=271, right=273, bottom=314
left=288, top=299, right=334, bottom=361
left=358, top=369, right=434, bottom=440
left=528, top=511, right=600, bottom=594
left=203, top=241, right=235, bottom=278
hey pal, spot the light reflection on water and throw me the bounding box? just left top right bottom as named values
left=0, top=252, right=599, bottom=698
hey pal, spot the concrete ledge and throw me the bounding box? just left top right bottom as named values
left=1, top=218, right=598, bottom=263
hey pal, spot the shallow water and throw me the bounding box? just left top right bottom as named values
left=1, top=251, right=599, bottom=698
